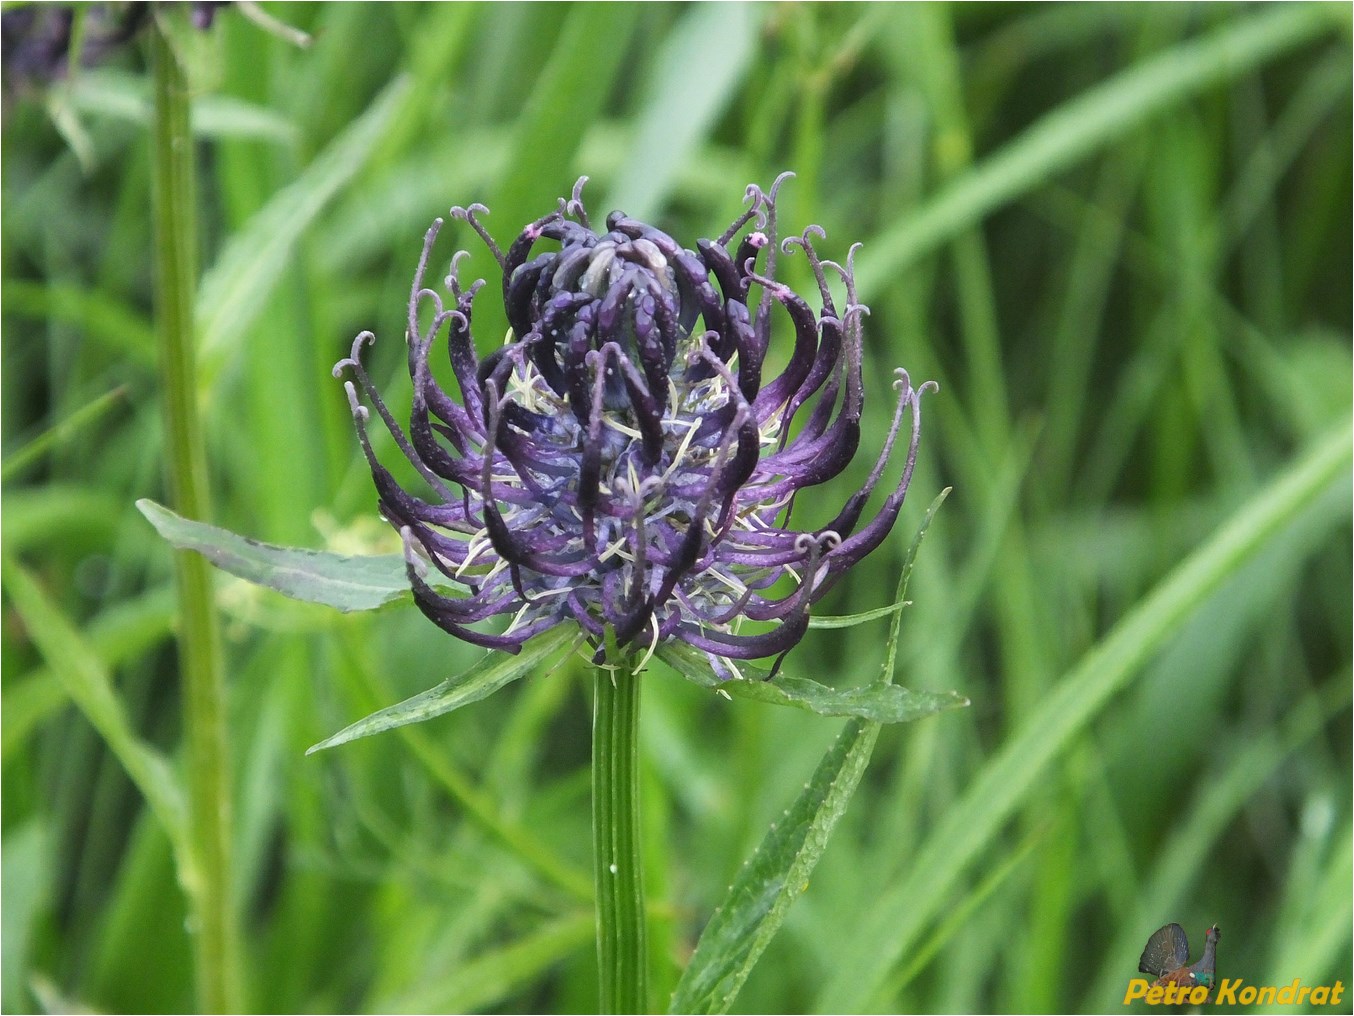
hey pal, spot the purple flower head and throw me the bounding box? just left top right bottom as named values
left=336, top=174, right=935, bottom=677
left=1, top=3, right=229, bottom=95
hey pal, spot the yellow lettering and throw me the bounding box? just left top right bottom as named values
left=1123, top=979, right=1149, bottom=1003
left=1197, top=979, right=1354, bottom=1007
left=1146, top=985, right=1164, bottom=1005
left=1214, top=978, right=1239, bottom=1005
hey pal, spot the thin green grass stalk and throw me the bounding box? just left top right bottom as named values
left=1, top=385, right=128, bottom=481
left=910, top=5, right=1053, bottom=717
left=0, top=558, right=187, bottom=855
left=149, top=20, right=241, bottom=1013
left=1041, top=141, right=1146, bottom=498
left=885, top=825, right=1045, bottom=999
left=603, top=3, right=761, bottom=221
left=854, top=2, right=1342, bottom=297
left=1, top=586, right=176, bottom=765
left=820, top=420, right=1351, bottom=1011
left=389, top=711, right=594, bottom=901
left=1081, top=678, right=1352, bottom=1007
left=396, top=912, right=597, bottom=1013
left=593, top=660, right=648, bottom=1013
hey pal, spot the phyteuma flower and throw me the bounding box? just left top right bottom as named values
left=334, top=173, right=936, bottom=679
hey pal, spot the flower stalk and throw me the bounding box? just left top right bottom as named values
left=336, top=175, right=937, bottom=1012
left=149, top=18, right=241, bottom=1013
left=592, top=658, right=648, bottom=1013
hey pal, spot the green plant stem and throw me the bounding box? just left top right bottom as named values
left=593, top=663, right=648, bottom=1013
left=149, top=20, right=241, bottom=1014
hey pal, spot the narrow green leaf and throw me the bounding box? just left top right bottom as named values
left=807, top=599, right=909, bottom=629
left=65, top=68, right=300, bottom=144
left=1, top=822, right=51, bottom=1015
left=812, top=490, right=953, bottom=633
left=306, top=626, right=581, bottom=754
left=389, top=912, right=594, bottom=1014
left=2, top=385, right=129, bottom=482
left=603, top=3, right=762, bottom=221
left=196, top=75, right=411, bottom=381
left=1, top=674, right=68, bottom=765
left=725, top=675, right=967, bottom=722
left=870, top=486, right=951, bottom=668
left=668, top=488, right=955, bottom=1013
left=856, top=3, right=1342, bottom=297
left=657, top=642, right=967, bottom=724
left=886, top=825, right=1046, bottom=998
left=494, top=6, right=638, bottom=222
left=46, top=89, right=97, bottom=172
left=4, top=485, right=126, bottom=553
left=3, top=588, right=175, bottom=764
left=136, top=499, right=416, bottom=612
left=668, top=718, right=879, bottom=1014
left=817, top=421, right=1353, bottom=1011
left=1, top=279, right=155, bottom=365
left=0, top=557, right=189, bottom=862
left=1263, top=823, right=1353, bottom=988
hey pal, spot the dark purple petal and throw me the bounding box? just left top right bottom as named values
left=339, top=176, right=934, bottom=673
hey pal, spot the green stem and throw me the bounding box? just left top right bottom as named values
left=593, top=663, right=648, bottom=1013
left=149, top=19, right=241, bottom=1013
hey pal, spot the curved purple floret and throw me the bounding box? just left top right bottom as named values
left=336, top=175, right=935, bottom=674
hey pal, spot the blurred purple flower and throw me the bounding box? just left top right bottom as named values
left=336, top=174, right=935, bottom=677
left=1, top=3, right=228, bottom=94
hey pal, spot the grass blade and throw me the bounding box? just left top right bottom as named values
left=818, top=420, right=1352, bottom=1011
left=856, top=3, right=1343, bottom=296
left=306, top=626, right=580, bottom=754
left=196, top=75, right=411, bottom=382
left=1, top=557, right=188, bottom=861
left=2, top=385, right=129, bottom=482
left=392, top=912, right=594, bottom=1014
left=603, top=3, right=761, bottom=221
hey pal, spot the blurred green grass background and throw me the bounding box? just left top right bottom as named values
left=2, top=3, right=1350, bottom=1013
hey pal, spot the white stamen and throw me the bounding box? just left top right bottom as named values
left=635, top=615, right=661, bottom=674
left=602, top=416, right=643, bottom=440
left=455, top=528, right=495, bottom=577
left=597, top=535, right=635, bottom=564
